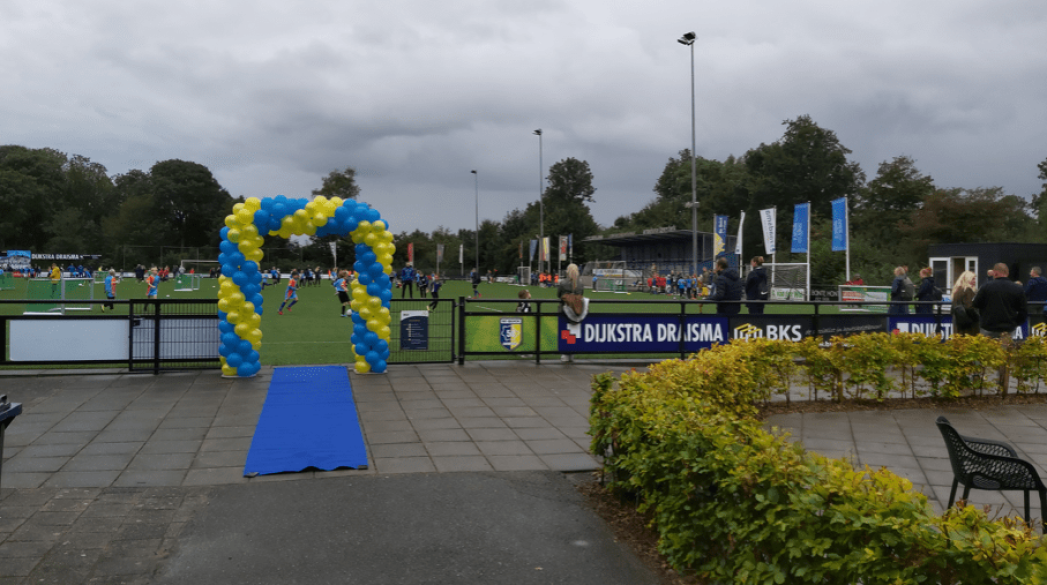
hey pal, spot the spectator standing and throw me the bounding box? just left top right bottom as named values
left=951, top=271, right=980, bottom=336
left=709, top=257, right=743, bottom=315
left=889, top=267, right=909, bottom=315
left=1024, top=266, right=1047, bottom=314
left=915, top=267, right=937, bottom=315
left=745, top=256, right=768, bottom=314
left=557, top=263, right=587, bottom=362
left=972, top=263, right=1027, bottom=338
left=400, top=263, right=416, bottom=299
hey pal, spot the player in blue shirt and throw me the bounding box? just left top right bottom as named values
left=103, top=269, right=118, bottom=311
left=333, top=270, right=351, bottom=316
left=400, top=263, right=416, bottom=299
left=427, top=274, right=442, bottom=311
left=278, top=271, right=299, bottom=315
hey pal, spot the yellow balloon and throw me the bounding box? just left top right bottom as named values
left=278, top=227, right=293, bottom=239
left=378, top=326, right=391, bottom=339
left=293, top=209, right=309, bottom=222
left=357, top=220, right=372, bottom=232
left=372, top=220, right=387, bottom=232
left=248, top=329, right=263, bottom=343
left=220, top=356, right=227, bottom=366
left=227, top=228, right=242, bottom=243
left=226, top=311, right=242, bottom=325
left=367, top=296, right=382, bottom=310
left=303, top=223, right=317, bottom=236
left=220, top=280, right=236, bottom=294
left=355, top=362, right=370, bottom=374
left=364, top=233, right=378, bottom=247
left=249, top=314, right=261, bottom=328
left=380, top=230, right=394, bottom=243
left=233, top=203, right=245, bottom=213
left=350, top=299, right=362, bottom=312
left=235, top=323, right=252, bottom=337
left=251, top=340, right=262, bottom=351
left=244, top=197, right=261, bottom=211
left=305, top=201, right=317, bottom=213
left=313, top=195, right=328, bottom=206
left=352, top=286, right=368, bottom=300
left=228, top=292, right=245, bottom=307
left=358, top=307, right=373, bottom=321
left=225, top=215, right=240, bottom=229
left=222, top=365, right=237, bottom=377
left=237, top=209, right=254, bottom=225
left=330, top=197, right=344, bottom=207
left=367, top=319, right=382, bottom=332
left=312, top=213, right=328, bottom=227
left=248, top=249, right=264, bottom=262
left=240, top=301, right=255, bottom=314
left=218, top=298, right=232, bottom=313
left=377, top=307, right=390, bottom=322
left=239, top=241, right=257, bottom=255
left=242, top=224, right=259, bottom=239
left=378, top=254, right=393, bottom=267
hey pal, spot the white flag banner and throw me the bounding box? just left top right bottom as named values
left=735, top=211, right=745, bottom=256
left=459, top=244, right=464, bottom=264
left=759, top=208, right=776, bottom=255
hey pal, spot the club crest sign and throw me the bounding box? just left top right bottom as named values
left=500, top=318, right=522, bottom=351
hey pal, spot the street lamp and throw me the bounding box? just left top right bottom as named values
left=534, top=129, right=543, bottom=276
left=471, top=170, right=479, bottom=277
left=678, top=31, right=698, bottom=277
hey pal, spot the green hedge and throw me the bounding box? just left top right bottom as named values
left=590, top=334, right=1047, bottom=584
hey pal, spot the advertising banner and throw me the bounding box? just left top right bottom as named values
left=736, top=211, right=745, bottom=256
left=529, top=240, right=537, bottom=262
left=542, top=237, right=550, bottom=262
left=559, top=235, right=568, bottom=259
left=714, top=215, right=728, bottom=257
left=436, top=243, right=444, bottom=265
left=407, top=243, right=414, bottom=264
left=791, top=203, right=809, bottom=253
left=759, top=208, right=776, bottom=255
left=839, top=286, right=891, bottom=313
left=459, top=244, right=463, bottom=264
left=728, top=316, right=814, bottom=342
left=815, top=315, right=885, bottom=339
left=831, top=197, right=848, bottom=252
left=557, top=315, right=729, bottom=353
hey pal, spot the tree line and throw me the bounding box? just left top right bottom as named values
left=3, top=115, right=1045, bottom=284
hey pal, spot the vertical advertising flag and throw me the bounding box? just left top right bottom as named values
left=459, top=243, right=464, bottom=264
left=518, top=241, right=523, bottom=260
left=559, top=235, right=568, bottom=259
left=529, top=239, right=537, bottom=262
left=714, top=215, right=728, bottom=257
left=437, top=243, right=444, bottom=264
left=791, top=203, right=809, bottom=253
left=735, top=211, right=745, bottom=256
left=568, top=234, right=573, bottom=257
left=407, top=242, right=414, bottom=264
left=760, top=208, right=776, bottom=255
left=831, top=197, right=848, bottom=252
left=542, top=237, right=549, bottom=262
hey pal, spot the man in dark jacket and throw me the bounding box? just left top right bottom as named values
left=971, top=263, right=1027, bottom=337
left=915, top=267, right=936, bottom=315
left=709, top=257, right=743, bottom=315
left=1024, top=266, right=1047, bottom=314
left=744, top=256, right=768, bottom=315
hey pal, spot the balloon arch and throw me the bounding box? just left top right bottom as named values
left=216, top=195, right=394, bottom=377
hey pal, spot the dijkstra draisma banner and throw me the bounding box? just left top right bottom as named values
left=558, top=315, right=729, bottom=353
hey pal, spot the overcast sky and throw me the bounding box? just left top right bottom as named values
left=3, top=1, right=1046, bottom=236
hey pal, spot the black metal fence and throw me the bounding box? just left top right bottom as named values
left=1, top=299, right=220, bottom=374
left=386, top=298, right=456, bottom=364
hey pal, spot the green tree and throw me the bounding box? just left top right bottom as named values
left=539, top=157, right=601, bottom=265
left=853, top=156, right=934, bottom=245
left=0, top=146, right=68, bottom=250
left=1033, top=157, right=1047, bottom=240
left=899, top=187, right=1036, bottom=259
left=312, top=167, right=361, bottom=200
left=150, top=159, right=234, bottom=250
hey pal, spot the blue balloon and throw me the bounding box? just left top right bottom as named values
left=356, top=243, right=368, bottom=254
left=221, top=332, right=240, bottom=347
left=232, top=271, right=248, bottom=286
left=355, top=343, right=368, bottom=355
left=239, top=340, right=253, bottom=354
left=365, top=351, right=380, bottom=365
left=295, top=198, right=309, bottom=208
left=219, top=239, right=236, bottom=253
left=218, top=310, right=228, bottom=321
left=241, top=283, right=259, bottom=296
left=253, top=210, right=269, bottom=227
left=247, top=350, right=260, bottom=363
left=376, top=273, right=391, bottom=287
left=366, top=283, right=381, bottom=297
left=220, top=226, right=230, bottom=240
left=272, top=203, right=287, bottom=219
left=379, top=348, right=390, bottom=360
left=381, top=299, right=390, bottom=309
left=237, top=362, right=254, bottom=377
left=334, top=206, right=349, bottom=221
left=218, top=320, right=234, bottom=334
left=274, top=194, right=287, bottom=204
left=251, top=294, right=264, bottom=307
left=361, top=252, right=376, bottom=265
left=230, top=251, right=245, bottom=265
left=364, top=331, right=378, bottom=346
left=219, top=343, right=233, bottom=357
left=217, top=252, right=230, bottom=266
left=243, top=261, right=259, bottom=275
left=372, top=360, right=387, bottom=374
left=368, top=263, right=383, bottom=278
left=353, top=260, right=366, bottom=274
left=226, top=353, right=244, bottom=368
left=352, top=313, right=365, bottom=325
left=357, top=272, right=372, bottom=286
left=375, top=339, right=388, bottom=352
left=355, top=202, right=370, bottom=215
left=354, top=323, right=367, bottom=337
left=260, top=197, right=273, bottom=210
left=350, top=333, right=359, bottom=345
left=379, top=289, right=392, bottom=303
left=365, top=208, right=380, bottom=222
left=343, top=217, right=359, bottom=233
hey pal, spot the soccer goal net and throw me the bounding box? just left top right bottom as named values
left=24, top=278, right=95, bottom=314
left=179, top=259, right=221, bottom=277
left=764, top=263, right=808, bottom=301
left=174, top=274, right=203, bottom=292
left=582, top=261, right=639, bottom=293
left=517, top=266, right=531, bottom=286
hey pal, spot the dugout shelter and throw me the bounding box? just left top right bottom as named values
left=583, top=229, right=739, bottom=276
left=928, top=243, right=1047, bottom=290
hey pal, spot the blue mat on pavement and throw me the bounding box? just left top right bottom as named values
left=244, top=366, right=369, bottom=475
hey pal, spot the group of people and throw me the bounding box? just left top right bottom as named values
left=949, top=264, right=1047, bottom=339
left=396, top=263, right=439, bottom=300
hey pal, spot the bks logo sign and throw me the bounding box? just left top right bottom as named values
left=733, top=323, right=803, bottom=341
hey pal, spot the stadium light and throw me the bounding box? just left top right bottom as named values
left=534, top=129, right=543, bottom=275
left=472, top=170, right=479, bottom=276
left=678, top=31, right=698, bottom=277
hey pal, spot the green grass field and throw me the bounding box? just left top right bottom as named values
left=1, top=277, right=866, bottom=367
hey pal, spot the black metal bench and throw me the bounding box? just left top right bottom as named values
left=936, top=415, right=1046, bottom=530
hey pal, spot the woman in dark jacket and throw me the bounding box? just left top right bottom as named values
left=951, top=270, right=980, bottom=335
left=709, top=257, right=743, bottom=316
left=744, top=256, right=768, bottom=315
left=915, top=267, right=936, bottom=315
left=889, top=267, right=909, bottom=315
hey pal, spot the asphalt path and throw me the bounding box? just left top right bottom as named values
left=155, top=471, right=661, bottom=585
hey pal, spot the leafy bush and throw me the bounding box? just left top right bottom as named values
left=590, top=333, right=1047, bottom=584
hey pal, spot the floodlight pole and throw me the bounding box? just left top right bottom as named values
left=534, top=129, right=544, bottom=276
left=472, top=170, right=479, bottom=276
left=678, top=32, right=698, bottom=278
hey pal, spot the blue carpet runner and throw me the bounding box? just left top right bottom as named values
left=244, top=366, right=368, bottom=475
